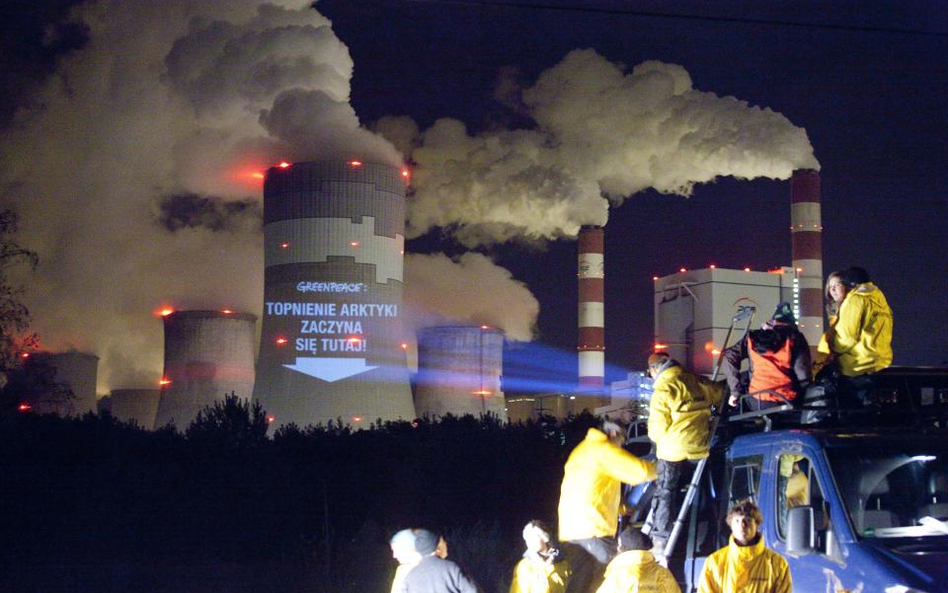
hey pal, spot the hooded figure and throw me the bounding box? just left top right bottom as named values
left=721, top=302, right=812, bottom=407
left=595, top=528, right=680, bottom=593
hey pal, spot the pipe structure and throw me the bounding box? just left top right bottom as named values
left=577, top=225, right=608, bottom=409
left=790, top=169, right=824, bottom=354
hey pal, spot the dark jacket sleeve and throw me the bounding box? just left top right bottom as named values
left=721, top=336, right=748, bottom=396
left=791, top=330, right=812, bottom=393
left=451, top=562, right=478, bottom=593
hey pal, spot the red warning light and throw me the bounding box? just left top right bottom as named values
left=349, top=160, right=363, bottom=168
left=158, top=308, right=174, bottom=317
left=743, top=267, right=751, bottom=272
left=795, top=267, right=803, bottom=273
left=711, top=349, right=721, bottom=355
left=400, top=342, right=408, bottom=350
left=401, top=169, right=410, bottom=178
left=471, top=390, right=493, bottom=396
left=480, top=325, right=490, bottom=330
left=709, top=264, right=716, bottom=269
left=352, top=415, right=364, bottom=423
left=347, top=336, right=362, bottom=345
left=652, top=276, right=659, bottom=281
left=349, top=240, right=360, bottom=247
left=275, top=337, right=288, bottom=345
left=159, top=378, right=171, bottom=387
left=654, top=343, right=669, bottom=351
left=280, top=242, right=290, bottom=249
left=278, top=161, right=291, bottom=169
left=221, top=309, right=233, bottom=315
left=20, top=352, right=30, bottom=359
left=679, top=267, right=687, bottom=273
left=251, top=172, right=264, bottom=179
left=267, top=415, right=276, bottom=423
left=18, top=402, right=32, bottom=412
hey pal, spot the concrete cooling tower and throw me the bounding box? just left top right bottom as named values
left=109, top=389, right=161, bottom=430
left=24, top=351, right=99, bottom=416
left=154, top=310, right=257, bottom=429
left=414, top=325, right=506, bottom=420
left=253, top=161, right=416, bottom=428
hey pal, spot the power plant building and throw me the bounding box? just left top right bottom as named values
left=653, top=267, right=801, bottom=376
left=109, top=388, right=160, bottom=430
left=414, top=325, right=506, bottom=420
left=23, top=351, right=99, bottom=416
left=253, top=161, right=415, bottom=428
left=154, top=310, right=257, bottom=429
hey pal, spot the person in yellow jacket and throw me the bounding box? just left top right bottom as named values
left=510, top=520, right=571, bottom=593
left=646, top=352, right=725, bottom=557
left=558, top=421, right=657, bottom=593
left=820, top=267, right=893, bottom=405
left=698, top=499, right=791, bottom=593
left=596, top=527, right=680, bottom=593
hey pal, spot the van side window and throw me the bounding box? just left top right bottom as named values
left=727, top=454, right=763, bottom=504
left=777, top=453, right=825, bottom=539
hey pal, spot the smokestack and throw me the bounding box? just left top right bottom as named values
left=252, top=161, right=416, bottom=428
left=154, top=310, right=257, bottom=429
left=577, top=225, right=607, bottom=409
left=790, top=169, right=824, bottom=354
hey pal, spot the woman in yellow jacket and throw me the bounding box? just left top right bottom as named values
left=596, top=528, right=680, bottom=593
left=698, top=500, right=792, bottom=593
left=510, top=521, right=571, bottom=593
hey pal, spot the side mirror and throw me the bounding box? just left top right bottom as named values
left=787, top=506, right=816, bottom=554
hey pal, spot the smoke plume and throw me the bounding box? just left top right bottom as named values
left=0, top=0, right=539, bottom=392
left=399, top=49, right=820, bottom=247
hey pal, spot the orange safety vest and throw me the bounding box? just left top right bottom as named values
left=748, top=333, right=797, bottom=402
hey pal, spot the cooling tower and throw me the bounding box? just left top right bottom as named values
left=791, top=169, right=824, bottom=353
left=24, top=351, right=99, bottom=416
left=414, top=325, right=506, bottom=420
left=110, top=389, right=160, bottom=430
left=577, top=225, right=609, bottom=410
left=154, top=310, right=257, bottom=429
left=253, top=161, right=416, bottom=428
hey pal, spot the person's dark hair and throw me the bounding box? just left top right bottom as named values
left=840, top=267, right=871, bottom=288
left=617, top=527, right=652, bottom=551
left=726, top=498, right=763, bottom=525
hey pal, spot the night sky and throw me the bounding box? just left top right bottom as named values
left=2, top=0, right=946, bottom=390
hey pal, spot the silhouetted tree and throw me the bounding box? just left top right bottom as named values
left=185, top=392, right=269, bottom=450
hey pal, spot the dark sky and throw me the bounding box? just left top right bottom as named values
left=2, top=0, right=947, bottom=386
left=313, top=0, right=948, bottom=378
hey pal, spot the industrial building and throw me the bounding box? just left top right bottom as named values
left=252, top=161, right=416, bottom=428
left=414, top=325, right=506, bottom=420
left=653, top=266, right=801, bottom=376
left=505, top=392, right=573, bottom=423
left=154, top=310, right=257, bottom=429
left=22, top=351, right=99, bottom=416
left=109, top=388, right=160, bottom=429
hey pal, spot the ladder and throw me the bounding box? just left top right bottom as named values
left=648, top=304, right=757, bottom=558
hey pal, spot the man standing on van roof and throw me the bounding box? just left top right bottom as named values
left=698, top=499, right=792, bottom=593
left=558, top=420, right=657, bottom=593
left=646, top=352, right=726, bottom=557
left=721, top=302, right=811, bottom=409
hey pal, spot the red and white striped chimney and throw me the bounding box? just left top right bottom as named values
left=578, top=225, right=605, bottom=395
left=790, top=169, right=824, bottom=353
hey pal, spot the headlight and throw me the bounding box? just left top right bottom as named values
left=885, top=586, right=930, bottom=593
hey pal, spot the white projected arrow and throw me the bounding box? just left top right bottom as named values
left=283, top=357, right=378, bottom=382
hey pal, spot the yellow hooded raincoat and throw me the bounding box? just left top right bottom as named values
left=648, top=365, right=725, bottom=462
left=558, top=428, right=657, bottom=541
left=829, top=282, right=893, bottom=376
left=595, top=550, right=681, bottom=593
left=698, top=536, right=792, bottom=593
left=509, top=554, right=571, bottom=593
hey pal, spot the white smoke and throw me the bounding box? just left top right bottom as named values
left=0, top=0, right=421, bottom=392
left=401, top=49, right=820, bottom=247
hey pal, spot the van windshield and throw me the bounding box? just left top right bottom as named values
left=826, top=441, right=948, bottom=539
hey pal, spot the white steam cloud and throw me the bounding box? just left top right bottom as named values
left=400, top=49, right=820, bottom=247
left=0, top=0, right=535, bottom=393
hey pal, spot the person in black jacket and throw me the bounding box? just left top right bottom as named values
left=404, top=529, right=478, bottom=593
